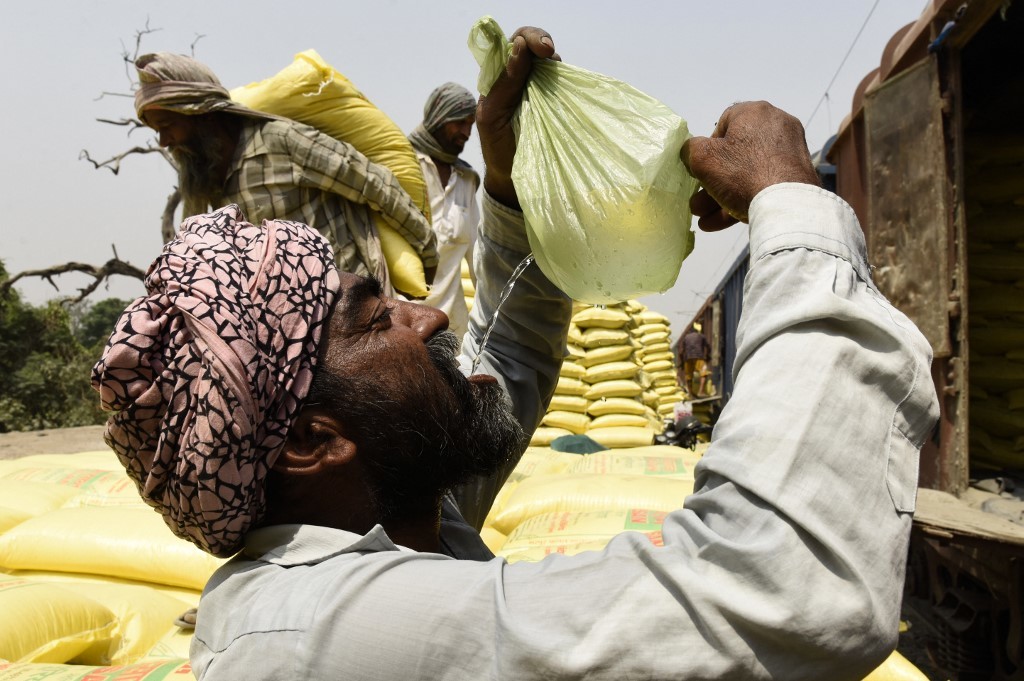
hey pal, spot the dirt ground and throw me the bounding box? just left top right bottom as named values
left=0, top=425, right=107, bottom=460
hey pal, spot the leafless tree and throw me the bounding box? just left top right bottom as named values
left=8, top=22, right=202, bottom=301
left=1, top=246, right=146, bottom=304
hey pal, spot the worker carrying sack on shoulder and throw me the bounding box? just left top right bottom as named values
left=468, top=16, right=697, bottom=304
left=231, top=50, right=433, bottom=299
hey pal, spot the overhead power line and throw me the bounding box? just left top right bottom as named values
left=804, top=0, right=882, bottom=130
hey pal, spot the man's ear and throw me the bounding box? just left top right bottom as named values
left=275, top=409, right=356, bottom=476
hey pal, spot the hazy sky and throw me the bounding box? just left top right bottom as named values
left=1, top=0, right=927, bottom=336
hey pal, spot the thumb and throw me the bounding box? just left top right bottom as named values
left=680, top=135, right=727, bottom=193
left=679, top=136, right=708, bottom=176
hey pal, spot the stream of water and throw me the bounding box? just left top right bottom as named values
left=470, top=253, right=536, bottom=375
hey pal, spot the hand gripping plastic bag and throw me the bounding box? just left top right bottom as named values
left=469, top=17, right=697, bottom=303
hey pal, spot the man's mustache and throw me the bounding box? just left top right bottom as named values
left=425, top=330, right=461, bottom=368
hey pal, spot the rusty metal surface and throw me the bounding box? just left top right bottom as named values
left=864, top=56, right=952, bottom=357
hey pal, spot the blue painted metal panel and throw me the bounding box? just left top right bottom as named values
left=715, top=246, right=749, bottom=403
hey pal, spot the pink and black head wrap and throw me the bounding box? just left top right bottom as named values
left=92, top=205, right=341, bottom=557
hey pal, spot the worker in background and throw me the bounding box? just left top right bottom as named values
left=94, top=26, right=939, bottom=680
left=134, top=52, right=437, bottom=296
left=409, top=82, right=481, bottom=344
left=681, top=321, right=710, bottom=397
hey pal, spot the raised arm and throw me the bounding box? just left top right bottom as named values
left=453, top=27, right=571, bottom=528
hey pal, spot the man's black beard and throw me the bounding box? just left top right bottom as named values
left=305, top=330, right=523, bottom=522
left=171, top=120, right=237, bottom=212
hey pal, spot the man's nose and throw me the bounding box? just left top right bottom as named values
left=157, top=130, right=173, bottom=148
left=395, top=300, right=449, bottom=341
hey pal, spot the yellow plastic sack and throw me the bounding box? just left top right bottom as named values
left=579, top=328, right=631, bottom=350
left=861, top=650, right=930, bottom=680
left=579, top=345, right=635, bottom=368
left=632, top=323, right=668, bottom=337
left=644, top=359, right=675, bottom=374
left=548, top=394, right=590, bottom=414
left=470, top=16, right=696, bottom=303
left=649, top=369, right=678, bottom=385
left=50, top=582, right=192, bottom=666
left=541, top=411, right=591, bottom=435
left=507, top=448, right=580, bottom=481
left=643, top=351, right=675, bottom=364
left=638, top=311, right=670, bottom=326
left=0, top=452, right=121, bottom=473
left=584, top=426, right=656, bottom=449
left=490, top=473, right=692, bottom=534
left=141, top=629, right=193, bottom=661
left=567, top=450, right=696, bottom=478
left=0, top=508, right=26, bottom=534
left=572, top=307, right=631, bottom=329
left=0, top=481, right=80, bottom=517
left=566, top=324, right=585, bottom=346
left=642, top=341, right=672, bottom=355
left=0, top=575, right=116, bottom=664
left=587, top=414, right=651, bottom=430
left=558, top=360, right=586, bottom=380
left=500, top=508, right=667, bottom=552
left=0, top=659, right=193, bottom=680
left=587, top=397, right=648, bottom=417
left=584, top=361, right=640, bottom=384
left=376, top=223, right=430, bottom=297
left=641, top=331, right=671, bottom=346
left=0, top=467, right=118, bottom=489
left=500, top=539, right=616, bottom=564
left=529, top=427, right=573, bottom=447
left=479, top=526, right=507, bottom=554
left=0, top=508, right=225, bottom=591
left=555, top=376, right=589, bottom=397
left=584, top=379, right=643, bottom=400
left=230, top=49, right=431, bottom=297
left=4, top=571, right=201, bottom=608
left=611, top=444, right=705, bottom=460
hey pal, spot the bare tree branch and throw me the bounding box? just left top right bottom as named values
left=162, top=189, right=182, bottom=243
left=94, top=117, right=146, bottom=132
left=189, top=33, right=207, bottom=56
left=2, top=248, right=146, bottom=303
left=119, top=18, right=161, bottom=82
left=79, top=145, right=170, bottom=175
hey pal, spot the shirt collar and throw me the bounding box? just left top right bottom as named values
left=243, top=523, right=405, bottom=566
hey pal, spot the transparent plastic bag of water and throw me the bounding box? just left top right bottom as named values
left=469, top=16, right=697, bottom=304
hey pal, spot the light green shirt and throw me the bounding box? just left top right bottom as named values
left=192, top=185, right=938, bottom=680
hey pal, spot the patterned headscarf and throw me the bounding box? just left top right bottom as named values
left=408, top=82, right=477, bottom=165
left=134, top=52, right=278, bottom=125
left=91, top=205, right=341, bottom=557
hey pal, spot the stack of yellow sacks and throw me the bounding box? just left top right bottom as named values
left=532, top=301, right=688, bottom=449
left=0, top=452, right=208, bottom=679
left=961, top=135, right=1024, bottom=473
left=0, top=448, right=926, bottom=680
left=630, top=307, right=689, bottom=418
left=481, top=444, right=928, bottom=680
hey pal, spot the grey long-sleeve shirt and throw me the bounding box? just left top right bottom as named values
left=191, top=183, right=939, bottom=680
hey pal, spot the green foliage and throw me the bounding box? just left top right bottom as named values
left=0, top=262, right=127, bottom=432
left=74, top=297, right=132, bottom=350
